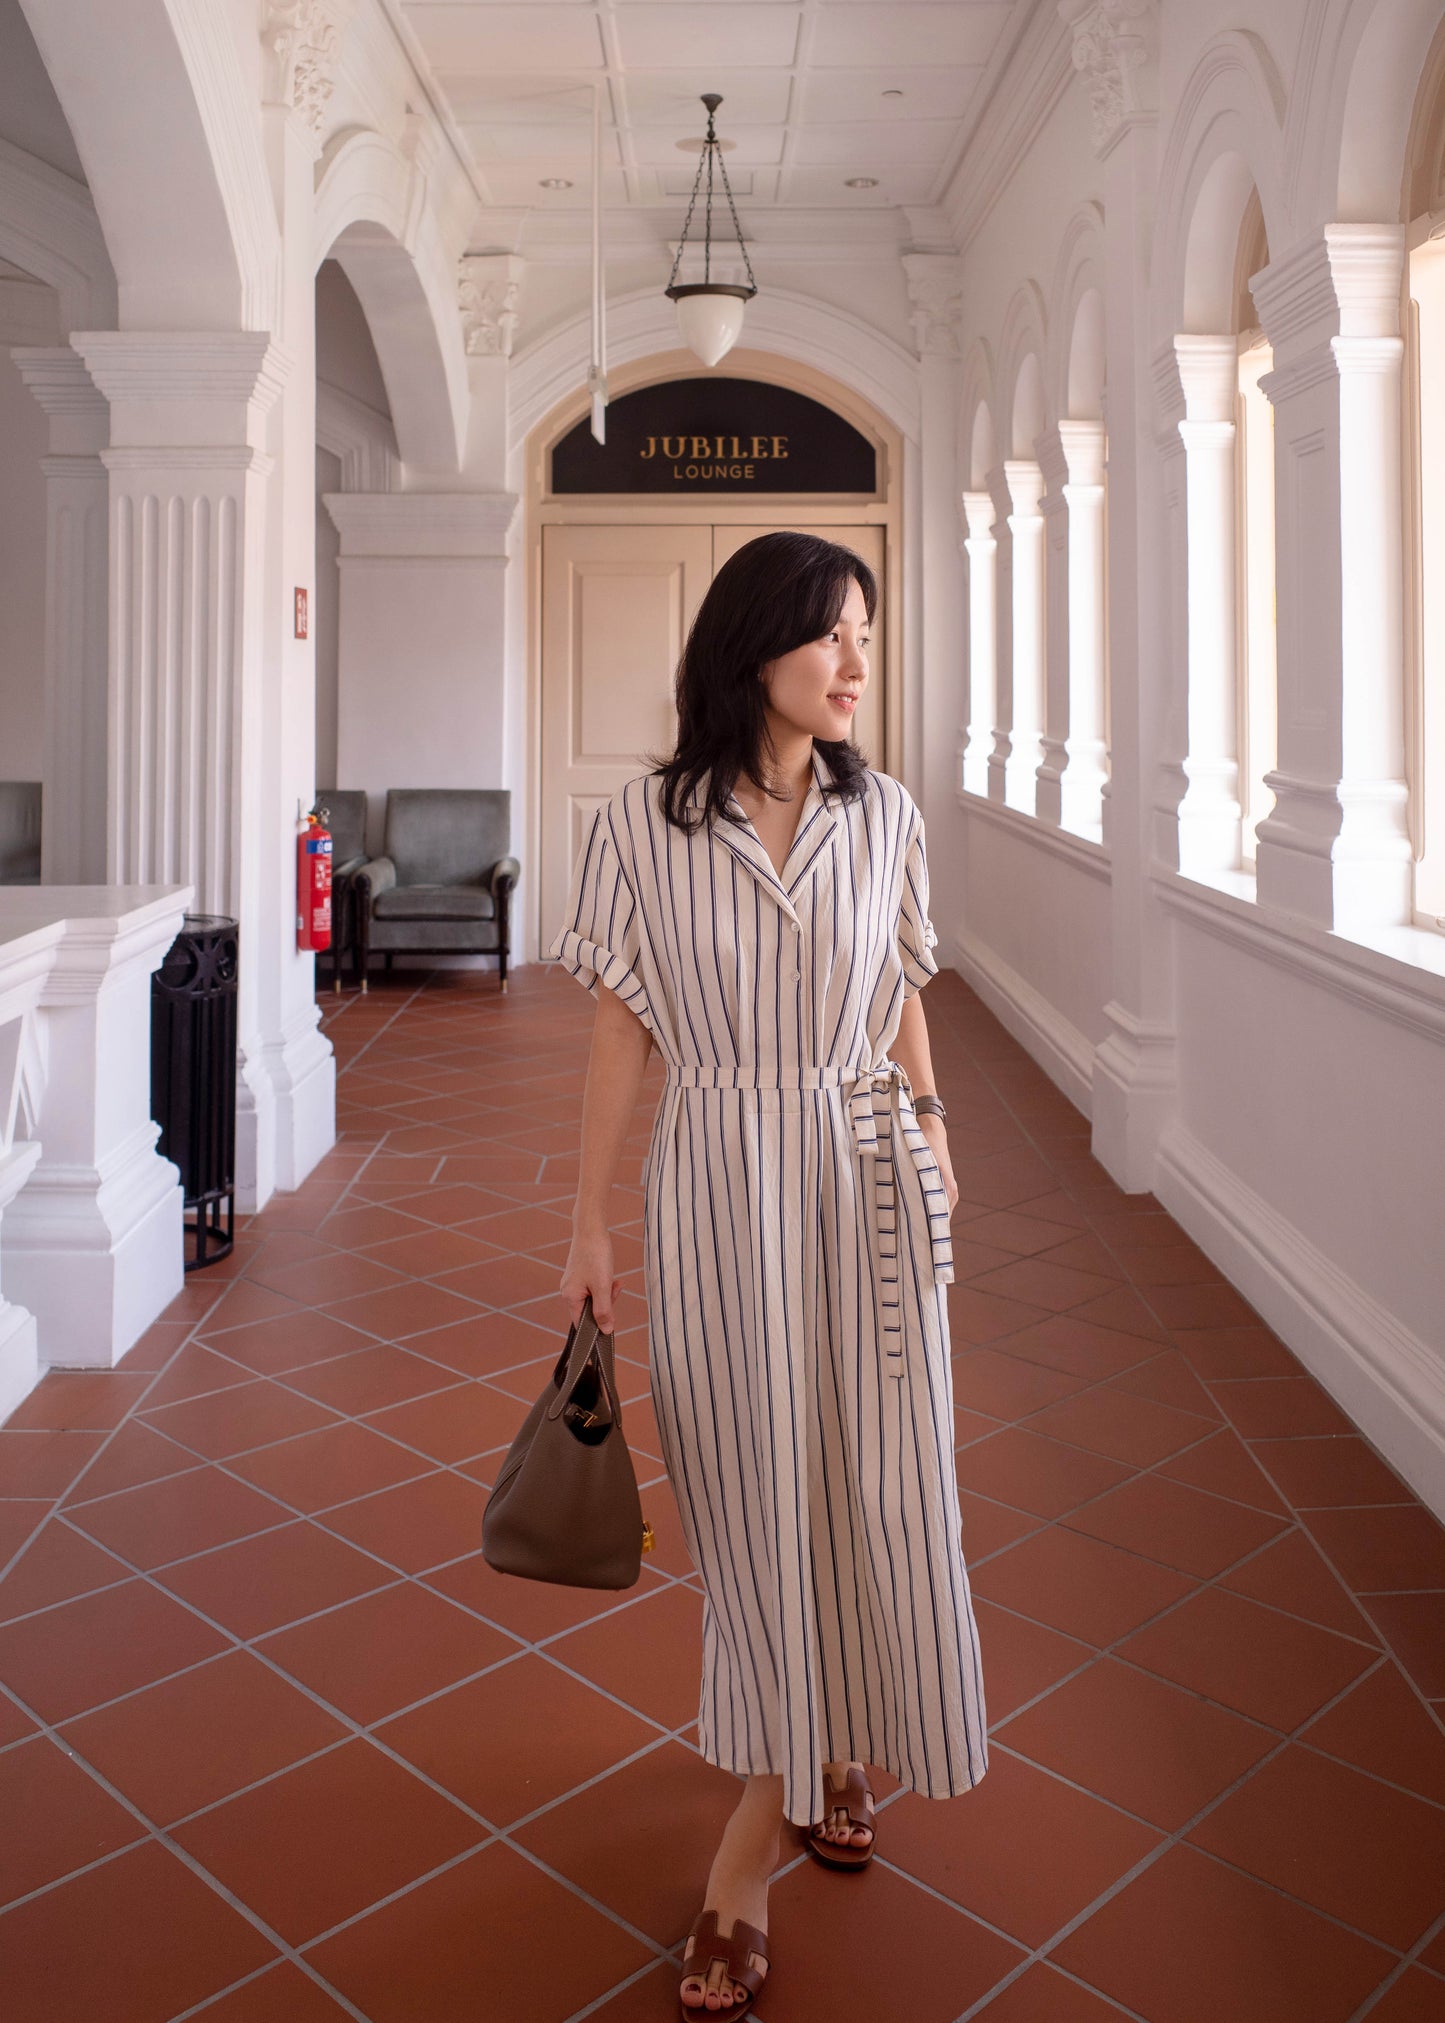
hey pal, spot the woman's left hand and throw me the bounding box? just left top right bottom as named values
left=917, top=1112, right=958, bottom=1216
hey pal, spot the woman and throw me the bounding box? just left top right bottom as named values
left=550, top=532, right=987, bottom=2017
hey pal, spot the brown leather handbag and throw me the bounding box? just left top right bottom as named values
left=480, top=1294, right=654, bottom=1589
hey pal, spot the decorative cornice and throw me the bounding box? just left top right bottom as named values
left=902, top=251, right=965, bottom=358
left=261, top=0, right=351, bottom=137
left=1059, top=0, right=1159, bottom=157
left=961, top=489, right=998, bottom=541
left=458, top=253, right=523, bottom=359
left=10, top=346, right=107, bottom=423
left=71, top=332, right=289, bottom=414
left=1250, top=224, right=1406, bottom=359
left=1173, top=333, right=1238, bottom=421
left=323, top=490, right=519, bottom=558
left=942, top=11, right=1077, bottom=254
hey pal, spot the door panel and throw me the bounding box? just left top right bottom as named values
left=541, top=523, right=712, bottom=947
left=709, top=524, right=887, bottom=769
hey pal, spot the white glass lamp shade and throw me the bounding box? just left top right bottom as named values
left=670, top=285, right=750, bottom=367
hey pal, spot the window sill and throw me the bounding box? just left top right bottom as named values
left=956, top=787, right=1112, bottom=880
left=1152, top=863, right=1445, bottom=1041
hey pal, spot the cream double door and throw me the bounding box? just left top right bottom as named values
left=540, top=521, right=885, bottom=949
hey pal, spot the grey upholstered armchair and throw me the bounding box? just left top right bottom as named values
left=355, top=789, right=520, bottom=993
left=315, top=790, right=369, bottom=993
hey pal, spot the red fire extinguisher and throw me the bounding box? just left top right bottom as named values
left=297, top=805, right=333, bottom=953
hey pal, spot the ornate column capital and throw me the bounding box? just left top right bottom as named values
left=1058, top=0, right=1158, bottom=157
left=458, top=254, right=524, bottom=359
left=260, top=0, right=351, bottom=137
left=902, top=251, right=964, bottom=358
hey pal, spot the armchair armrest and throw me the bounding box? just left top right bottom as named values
left=488, top=855, right=521, bottom=898
left=356, top=855, right=396, bottom=899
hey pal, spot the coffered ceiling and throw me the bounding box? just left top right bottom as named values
left=396, top=0, right=1034, bottom=216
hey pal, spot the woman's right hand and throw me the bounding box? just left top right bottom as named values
left=561, top=1230, right=621, bottom=1333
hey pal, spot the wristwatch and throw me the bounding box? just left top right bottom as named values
left=913, top=1092, right=948, bottom=1124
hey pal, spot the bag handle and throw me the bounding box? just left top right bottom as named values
left=545, top=1294, right=624, bottom=1428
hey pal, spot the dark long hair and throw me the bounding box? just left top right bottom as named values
left=650, top=530, right=877, bottom=832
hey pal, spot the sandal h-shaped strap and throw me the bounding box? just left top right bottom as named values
left=680, top=1909, right=770, bottom=2010
left=808, top=1764, right=876, bottom=1864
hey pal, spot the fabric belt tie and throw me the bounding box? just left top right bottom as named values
left=662, top=1062, right=955, bottom=1345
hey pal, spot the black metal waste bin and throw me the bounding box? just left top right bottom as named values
left=151, top=914, right=239, bottom=1270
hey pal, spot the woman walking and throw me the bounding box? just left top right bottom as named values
left=550, top=532, right=988, bottom=2016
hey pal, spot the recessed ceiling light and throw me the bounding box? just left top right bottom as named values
left=539, top=177, right=573, bottom=190
left=845, top=177, right=879, bottom=189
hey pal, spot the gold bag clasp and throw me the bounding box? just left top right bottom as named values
left=641, top=1519, right=656, bottom=1554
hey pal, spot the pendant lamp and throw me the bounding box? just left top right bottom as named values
left=666, top=93, right=757, bottom=367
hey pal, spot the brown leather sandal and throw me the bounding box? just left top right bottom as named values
left=677, top=1907, right=770, bottom=2019
left=805, top=1763, right=876, bottom=1870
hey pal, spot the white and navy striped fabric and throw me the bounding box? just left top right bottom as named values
left=549, top=745, right=988, bottom=1828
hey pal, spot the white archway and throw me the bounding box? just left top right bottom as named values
left=314, top=131, right=468, bottom=474
left=1154, top=30, right=1287, bottom=340
left=510, top=285, right=922, bottom=449
left=19, top=0, right=274, bottom=328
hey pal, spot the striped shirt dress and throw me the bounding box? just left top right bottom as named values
left=549, top=745, right=988, bottom=1829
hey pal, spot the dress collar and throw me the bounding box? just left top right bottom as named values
left=700, top=746, right=844, bottom=923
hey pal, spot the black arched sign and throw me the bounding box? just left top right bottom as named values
left=550, top=377, right=878, bottom=495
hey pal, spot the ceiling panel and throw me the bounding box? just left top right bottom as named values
left=792, top=119, right=959, bottom=165
left=809, top=2, right=1012, bottom=68
left=400, top=0, right=1029, bottom=218
left=406, top=4, right=605, bottom=71
left=629, top=126, right=786, bottom=166
left=623, top=71, right=795, bottom=124
left=779, top=163, right=940, bottom=205
left=613, top=5, right=802, bottom=68
left=795, top=65, right=986, bottom=122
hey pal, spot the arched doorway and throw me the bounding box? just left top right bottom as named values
left=525, top=347, right=903, bottom=953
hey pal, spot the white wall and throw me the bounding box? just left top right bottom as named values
left=314, top=443, right=342, bottom=791
left=0, top=349, right=47, bottom=778
left=939, top=0, right=1445, bottom=1517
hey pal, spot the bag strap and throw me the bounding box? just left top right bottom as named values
left=545, top=1296, right=624, bottom=1428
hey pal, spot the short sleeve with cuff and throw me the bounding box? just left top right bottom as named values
left=898, top=809, right=941, bottom=997
left=548, top=804, right=656, bottom=1035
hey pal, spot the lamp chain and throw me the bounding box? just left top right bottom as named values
left=665, top=94, right=757, bottom=296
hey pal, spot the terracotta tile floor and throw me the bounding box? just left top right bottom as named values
left=2, top=964, right=1444, bottom=2021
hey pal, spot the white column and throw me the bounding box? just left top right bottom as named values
left=1036, top=429, right=1070, bottom=825
left=1057, top=418, right=1110, bottom=837
left=256, top=86, right=335, bottom=1194
left=1003, top=458, right=1046, bottom=812
left=961, top=489, right=998, bottom=798
left=0, top=886, right=189, bottom=1368
left=1173, top=335, right=1243, bottom=876
left=987, top=466, right=1014, bottom=802
left=325, top=493, right=520, bottom=841
left=0, top=921, right=56, bottom=1422
left=10, top=348, right=110, bottom=883
left=70, top=331, right=287, bottom=1209
left=1253, top=225, right=1414, bottom=933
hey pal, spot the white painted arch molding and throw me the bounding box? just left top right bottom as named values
left=1048, top=202, right=1107, bottom=421
left=0, top=136, right=114, bottom=332
left=995, top=279, right=1050, bottom=457
left=314, top=129, right=468, bottom=474
left=19, top=0, right=277, bottom=330
left=508, top=285, right=923, bottom=449
left=1153, top=29, right=1289, bottom=341
left=1294, top=0, right=1445, bottom=226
